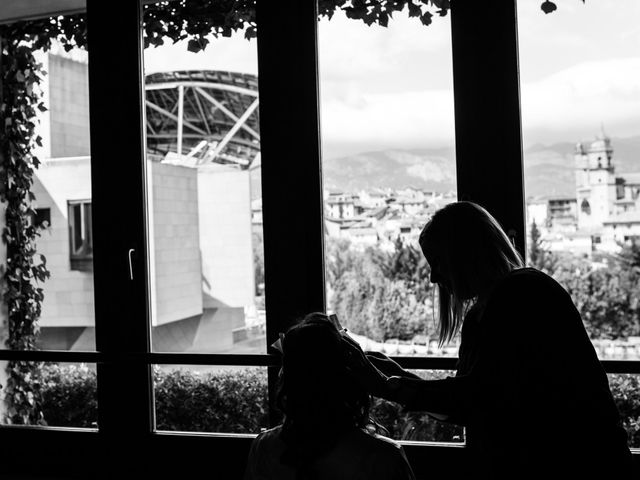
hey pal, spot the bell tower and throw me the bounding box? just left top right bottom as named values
left=575, top=134, right=616, bottom=229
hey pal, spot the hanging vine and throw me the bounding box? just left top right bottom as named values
left=0, top=14, right=86, bottom=424
left=0, top=0, right=579, bottom=424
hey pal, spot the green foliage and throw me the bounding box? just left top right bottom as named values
left=528, top=234, right=640, bottom=340
left=549, top=253, right=640, bottom=340
left=528, top=221, right=556, bottom=273
left=153, top=367, right=269, bottom=433
left=40, top=364, right=97, bottom=428
left=609, top=374, right=640, bottom=448
left=41, top=365, right=639, bottom=448
left=327, top=237, right=435, bottom=342
left=378, top=236, right=431, bottom=303
left=618, top=241, right=640, bottom=270
left=253, top=231, right=265, bottom=296
left=371, top=370, right=463, bottom=442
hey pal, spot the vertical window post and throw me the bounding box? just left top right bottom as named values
left=451, top=0, right=526, bottom=257
left=87, top=0, right=152, bottom=470
left=256, top=0, right=325, bottom=424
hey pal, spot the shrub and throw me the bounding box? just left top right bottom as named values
left=153, top=367, right=269, bottom=433
left=371, top=370, right=463, bottom=443
left=38, top=365, right=640, bottom=448
left=609, top=374, right=640, bottom=448
left=40, top=363, right=97, bottom=428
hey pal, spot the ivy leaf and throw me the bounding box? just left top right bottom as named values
left=187, top=38, right=203, bottom=53
left=407, top=2, right=422, bottom=18
left=541, top=1, right=557, bottom=14
left=378, top=12, right=389, bottom=28
left=420, top=11, right=433, bottom=26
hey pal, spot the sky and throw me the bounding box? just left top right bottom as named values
left=143, top=0, right=640, bottom=160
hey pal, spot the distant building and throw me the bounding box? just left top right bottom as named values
left=27, top=48, right=261, bottom=352
left=603, top=211, right=640, bottom=245
left=575, top=136, right=640, bottom=231
left=325, top=191, right=356, bottom=219
left=526, top=195, right=577, bottom=232
left=526, top=135, right=640, bottom=254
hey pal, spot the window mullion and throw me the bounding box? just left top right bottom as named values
left=450, top=0, right=526, bottom=257
left=256, top=0, right=325, bottom=426
left=86, top=0, right=153, bottom=456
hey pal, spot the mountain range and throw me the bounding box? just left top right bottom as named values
left=323, top=136, right=640, bottom=198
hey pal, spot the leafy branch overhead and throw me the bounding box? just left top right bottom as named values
left=142, top=0, right=585, bottom=53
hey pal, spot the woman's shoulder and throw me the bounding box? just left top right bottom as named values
left=481, top=267, right=572, bottom=325
left=496, top=267, right=564, bottom=296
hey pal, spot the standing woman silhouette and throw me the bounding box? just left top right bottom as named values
left=343, top=201, right=633, bottom=478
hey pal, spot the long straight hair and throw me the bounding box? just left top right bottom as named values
left=419, top=202, right=524, bottom=345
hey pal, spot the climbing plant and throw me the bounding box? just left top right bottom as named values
left=0, top=14, right=86, bottom=424
left=0, top=0, right=581, bottom=424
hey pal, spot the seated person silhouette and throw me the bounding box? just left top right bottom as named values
left=244, top=312, right=416, bottom=480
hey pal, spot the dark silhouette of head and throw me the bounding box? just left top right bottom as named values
left=276, top=312, right=371, bottom=476
left=419, top=201, right=523, bottom=344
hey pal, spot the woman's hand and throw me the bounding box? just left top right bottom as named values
left=341, top=334, right=390, bottom=398
left=365, top=351, right=418, bottom=379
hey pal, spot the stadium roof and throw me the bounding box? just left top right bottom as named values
left=145, top=70, right=260, bottom=169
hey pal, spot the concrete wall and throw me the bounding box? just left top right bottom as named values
left=32, top=157, right=94, bottom=328
left=197, top=165, right=255, bottom=310
left=32, top=158, right=204, bottom=331
left=48, top=54, right=90, bottom=158
left=149, top=161, right=203, bottom=326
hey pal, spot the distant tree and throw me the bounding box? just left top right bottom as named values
left=618, top=241, right=640, bottom=270
left=376, top=236, right=431, bottom=302
left=252, top=232, right=265, bottom=296
left=552, top=255, right=640, bottom=340
left=528, top=220, right=556, bottom=273
left=327, top=237, right=435, bottom=342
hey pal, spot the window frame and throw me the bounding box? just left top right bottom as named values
left=68, top=199, right=93, bottom=270
left=0, top=0, right=638, bottom=478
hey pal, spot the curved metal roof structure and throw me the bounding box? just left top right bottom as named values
left=145, top=70, right=260, bottom=169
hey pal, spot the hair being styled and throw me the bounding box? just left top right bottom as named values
left=419, top=201, right=524, bottom=345
left=276, top=312, right=373, bottom=478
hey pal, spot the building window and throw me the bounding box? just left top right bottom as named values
left=581, top=199, right=591, bottom=215
left=68, top=200, right=93, bottom=271
left=29, top=208, right=51, bottom=230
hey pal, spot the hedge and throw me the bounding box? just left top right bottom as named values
left=37, top=365, right=639, bottom=447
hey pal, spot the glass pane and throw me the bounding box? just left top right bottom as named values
left=374, top=369, right=463, bottom=443
left=0, top=10, right=95, bottom=352
left=608, top=374, right=640, bottom=449
left=153, top=365, right=268, bottom=433
left=319, top=6, right=457, bottom=356
left=142, top=4, right=264, bottom=354
left=0, top=362, right=97, bottom=429
left=518, top=0, right=640, bottom=357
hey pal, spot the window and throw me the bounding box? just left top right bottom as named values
left=68, top=200, right=93, bottom=271
left=29, top=208, right=51, bottom=230
left=318, top=4, right=458, bottom=363
left=0, top=1, right=638, bottom=478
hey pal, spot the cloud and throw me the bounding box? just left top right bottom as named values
left=143, top=36, right=258, bottom=75
left=521, top=57, right=640, bottom=144
left=320, top=88, right=455, bottom=152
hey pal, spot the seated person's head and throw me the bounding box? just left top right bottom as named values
left=277, top=312, right=371, bottom=436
